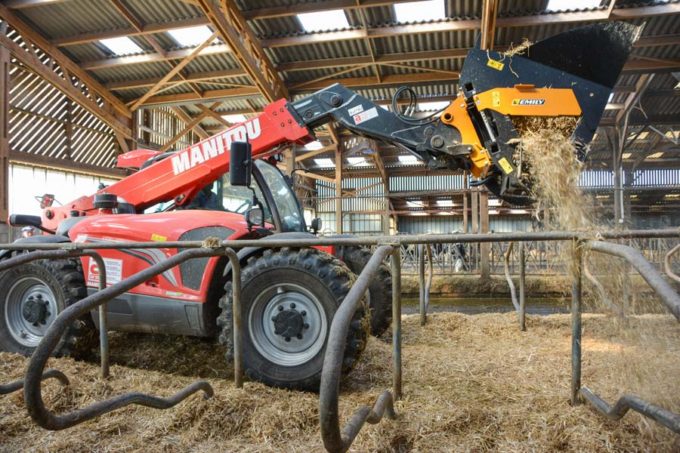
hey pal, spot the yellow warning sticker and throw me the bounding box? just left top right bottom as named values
left=492, top=91, right=501, bottom=107
left=487, top=59, right=504, bottom=71
left=151, top=233, right=167, bottom=242
left=498, top=157, right=514, bottom=175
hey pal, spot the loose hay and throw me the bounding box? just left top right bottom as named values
left=511, top=114, right=680, bottom=446
left=1, top=313, right=679, bottom=452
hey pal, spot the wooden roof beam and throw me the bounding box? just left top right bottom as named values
left=106, top=68, right=247, bottom=91
left=480, top=0, right=499, bottom=51
left=48, top=3, right=680, bottom=51
left=196, top=0, right=287, bottom=102
left=130, top=31, right=217, bottom=110
left=242, top=0, right=429, bottom=20
left=262, top=4, right=679, bottom=48
left=0, top=2, right=131, bottom=121
left=0, top=33, right=131, bottom=137
left=81, top=44, right=230, bottom=70
left=53, top=17, right=210, bottom=47
left=170, top=106, right=210, bottom=140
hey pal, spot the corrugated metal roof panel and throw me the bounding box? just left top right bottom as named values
left=123, top=0, right=203, bottom=24
left=15, top=0, right=128, bottom=39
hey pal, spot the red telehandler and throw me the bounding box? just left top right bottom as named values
left=0, top=23, right=639, bottom=390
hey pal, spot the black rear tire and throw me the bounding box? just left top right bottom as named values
left=338, top=246, right=393, bottom=337
left=218, top=248, right=368, bottom=391
left=0, top=258, right=95, bottom=358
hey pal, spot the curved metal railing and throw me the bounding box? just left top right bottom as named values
left=0, top=229, right=678, bottom=447
left=665, top=244, right=680, bottom=284
left=570, top=240, right=680, bottom=435
left=1, top=369, right=69, bottom=395
left=320, top=245, right=398, bottom=453
left=579, top=387, right=680, bottom=434
left=418, top=243, right=433, bottom=325
left=22, top=247, right=220, bottom=430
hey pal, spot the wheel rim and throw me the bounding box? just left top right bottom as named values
left=248, top=282, right=327, bottom=367
left=4, top=277, right=58, bottom=348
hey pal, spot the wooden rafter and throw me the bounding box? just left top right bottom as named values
left=0, top=3, right=130, bottom=124
left=196, top=0, right=287, bottom=102
left=480, top=0, right=499, bottom=51
left=130, top=32, right=217, bottom=110
left=107, top=69, right=246, bottom=91
left=295, top=145, right=337, bottom=162
left=81, top=44, right=230, bottom=70
left=242, top=0, right=429, bottom=20
left=53, top=17, right=210, bottom=47
left=38, top=2, right=680, bottom=53
left=198, top=104, right=231, bottom=127
left=298, top=170, right=335, bottom=184
left=160, top=110, right=211, bottom=152
left=109, top=0, right=201, bottom=96
left=261, top=4, right=680, bottom=47
left=170, top=106, right=209, bottom=139
left=0, top=33, right=131, bottom=137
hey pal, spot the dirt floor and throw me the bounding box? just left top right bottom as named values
left=1, top=312, right=679, bottom=452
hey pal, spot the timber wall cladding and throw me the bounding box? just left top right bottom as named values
left=6, top=28, right=118, bottom=168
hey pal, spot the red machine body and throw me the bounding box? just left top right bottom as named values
left=68, top=211, right=254, bottom=304
left=41, top=99, right=314, bottom=232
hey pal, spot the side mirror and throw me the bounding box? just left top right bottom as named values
left=310, top=217, right=322, bottom=233
left=230, top=141, right=252, bottom=187
left=245, top=206, right=264, bottom=229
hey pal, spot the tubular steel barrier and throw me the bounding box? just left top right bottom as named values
left=0, top=369, right=69, bottom=395
left=519, top=243, right=526, bottom=331
left=570, top=239, right=680, bottom=435
left=418, top=244, right=433, bottom=325
left=0, top=228, right=678, bottom=448
left=665, top=244, right=680, bottom=284
left=320, top=245, right=398, bottom=453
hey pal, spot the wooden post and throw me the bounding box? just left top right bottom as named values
left=335, top=145, right=342, bottom=234
left=0, top=25, right=10, bottom=224
left=462, top=192, right=469, bottom=233
left=480, top=189, right=490, bottom=280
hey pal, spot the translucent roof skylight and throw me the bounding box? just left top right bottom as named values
left=347, top=157, right=369, bottom=167
left=546, top=0, right=600, bottom=12
left=417, top=101, right=450, bottom=112
left=314, top=158, right=335, bottom=167
left=297, top=10, right=349, bottom=32
left=221, top=114, right=247, bottom=123
left=168, top=26, right=215, bottom=47
left=305, top=141, right=324, bottom=150
left=100, top=37, right=142, bottom=56
left=398, top=155, right=419, bottom=164
left=394, top=0, right=445, bottom=23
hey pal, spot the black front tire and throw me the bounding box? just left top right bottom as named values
left=338, top=246, right=393, bottom=337
left=0, top=259, right=95, bottom=357
left=218, top=248, right=368, bottom=391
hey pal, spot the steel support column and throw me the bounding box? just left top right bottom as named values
left=335, top=145, right=342, bottom=234
left=480, top=189, right=490, bottom=280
